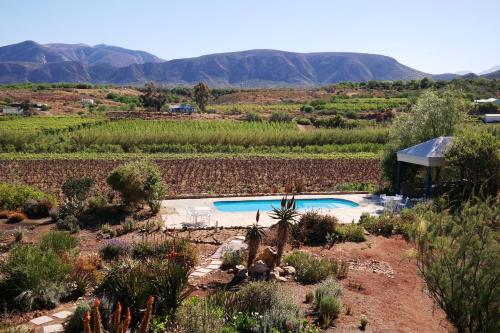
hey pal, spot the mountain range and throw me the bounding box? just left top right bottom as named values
left=0, top=41, right=497, bottom=87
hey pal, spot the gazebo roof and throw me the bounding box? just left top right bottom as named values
left=397, top=136, right=454, bottom=167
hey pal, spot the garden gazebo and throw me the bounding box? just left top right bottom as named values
left=396, top=136, right=454, bottom=197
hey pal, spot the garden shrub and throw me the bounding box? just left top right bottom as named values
left=221, top=249, right=246, bottom=270
left=99, top=239, right=132, bottom=261
left=63, top=302, right=90, bottom=333
left=359, top=212, right=413, bottom=238
left=97, top=257, right=189, bottom=323
left=335, top=223, right=366, bottom=242
left=294, top=212, right=338, bottom=245
left=13, top=227, right=24, bottom=242
left=284, top=251, right=347, bottom=284
left=22, top=198, right=54, bottom=219
left=319, top=295, right=342, bottom=327
left=0, top=244, right=70, bottom=311
left=177, top=296, right=225, bottom=333
left=314, top=277, right=342, bottom=309
left=415, top=198, right=499, bottom=333
left=333, top=182, right=377, bottom=192
left=7, top=212, right=27, bottom=223
left=87, top=195, right=107, bottom=210
left=69, top=255, right=103, bottom=296
left=231, top=282, right=306, bottom=332
left=300, top=105, right=314, bottom=113
left=0, top=183, right=56, bottom=213
left=132, top=239, right=198, bottom=269
left=106, top=161, right=166, bottom=211
left=55, top=215, right=80, bottom=233
left=39, top=231, right=78, bottom=256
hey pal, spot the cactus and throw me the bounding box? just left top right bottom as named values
left=83, top=297, right=152, bottom=333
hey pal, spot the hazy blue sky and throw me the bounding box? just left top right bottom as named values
left=1, top=0, right=498, bottom=74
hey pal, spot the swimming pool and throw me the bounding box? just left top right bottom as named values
left=213, top=197, right=359, bottom=213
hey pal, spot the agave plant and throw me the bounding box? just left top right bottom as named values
left=245, top=210, right=265, bottom=268
left=269, top=196, right=299, bottom=267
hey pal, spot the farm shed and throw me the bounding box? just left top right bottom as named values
left=169, top=104, right=196, bottom=113
left=396, top=136, right=454, bottom=197
left=0, top=106, right=24, bottom=116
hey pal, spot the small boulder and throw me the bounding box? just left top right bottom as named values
left=251, top=260, right=269, bottom=274
left=283, top=266, right=296, bottom=276
left=255, top=246, right=277, bottom=267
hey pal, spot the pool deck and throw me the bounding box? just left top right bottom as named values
left=161, top=194, right=383, bottom=229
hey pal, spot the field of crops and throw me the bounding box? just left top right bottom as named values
left=0, top=116, right=104, bottom=132
left=0, top=117, right=389, bottom=154
left=0, top=158, right=380, bottom=198
left=207, top=98, right=410, bottom=113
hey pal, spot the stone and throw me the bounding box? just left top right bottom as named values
left=43, top=324, right=64, bottom=333
left=273, top=266, right=284, bottom=275
left=255, top=246, right=277, bottom=267
left=251, top=260, right=269, bottom=274
left=206, top=264, right=221, bottom=270
left=30, top=316, right=54, bottom=325
left=283, top=266, right=296, bottom=275
left=52, top=310, right=72, bottom=319
left=269, top=271, right=287, bottom=282
left=235, top=264, right=245, bottom=271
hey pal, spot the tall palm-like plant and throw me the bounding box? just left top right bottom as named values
left=269, top=196, right=299, bottom=267
left=245, top=210, right=265, bottom=268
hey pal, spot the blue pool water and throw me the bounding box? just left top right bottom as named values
left=213, top=198, right=358, bottom=213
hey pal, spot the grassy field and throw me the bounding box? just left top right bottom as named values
left=0, top=115, right=104, bottom=132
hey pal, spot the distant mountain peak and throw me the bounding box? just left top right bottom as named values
left=0, top=40, right=492, bottom=86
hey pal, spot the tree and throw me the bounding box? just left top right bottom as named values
left=445, top=129, right=499, bottom=200
left=382, top=89, right=470, bottom=189
left=269, top=196, right=299, bottom=267
left=61, top=177, right=95, bottom=216
left=193, top=82, right=210, bottom=112
left=245, top=210, right=265, bottom=268
left=106, top=161, right=166, bottom=211
left=140, top=83, right=167, bottom=111
left=21, top=99, right=35, bottom=116
left=415, top=199, right=499, bottom=333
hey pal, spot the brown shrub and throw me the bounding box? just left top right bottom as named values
left=7, top=212, right=27, bottom=223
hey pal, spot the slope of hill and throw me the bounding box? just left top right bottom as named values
left=0, top=41, right=481, bottom=86
left=0, top=40, right=163, bottom=68
left=481, top=70, right=500, bottom=79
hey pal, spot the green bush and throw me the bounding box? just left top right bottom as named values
left=231, top=282, right=306, bottom=332
left=359, top=212, right=413, bottom=237
left=269, top=111, right=292, bottom=122
left=177, top=296, right=225, bottom=333
left=39, top=231, right=78, bottom=255
left=335, top=223, right=366, bottom=242
left=244, top=111, right=262, bottom=122
left=333, top=182, right=377, bottom=192
left=0, top=244, right=70, bottom=311
left=106, top=161, right=166, bottom=211
left=55, top=215, right=80, bottom=233
left=284, top=251, right=347, bottom=284
left=63, top=302, right=90, bottom=333
left=87, top=195, right=107, bottom=210
left=132, top=239, right=198, bottom=269
left=415, top=199, right=499, bottom=333
left=0, top=183, right=56, bottom=212
left=300, top=105, right=314, bottom=113
left=314, top=277, right=342, bottom=309
left=97, top=257, right=189, bottom=323
left=295, top=117, right=312, bottom=125
left=221, top=249, right=246, bottom=270
left=294, top=212, right=338, bottom=245
left=319, top=295, right=342, bottom=326
left=445, top=129, right=499, bottom=200
left=99, top=239, right=132, bottom=261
